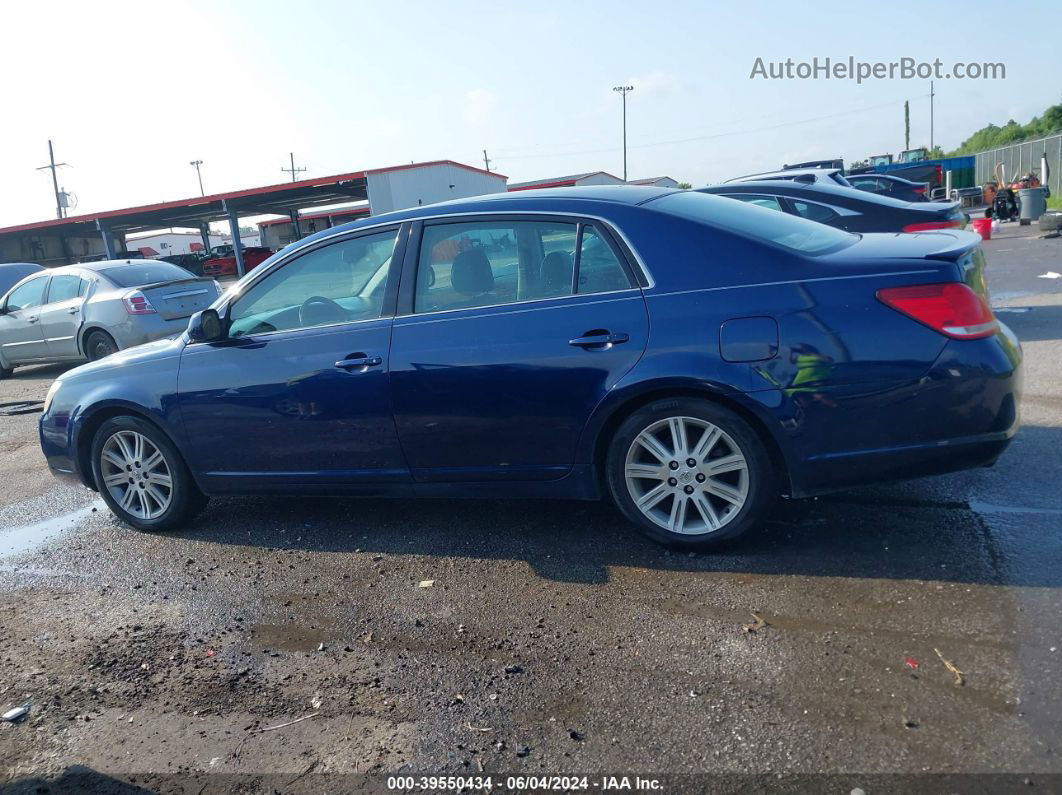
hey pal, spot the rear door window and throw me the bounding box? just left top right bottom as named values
left=413, top=219, right=634, bottom=314
left=46, top=274, right=86, bottom=303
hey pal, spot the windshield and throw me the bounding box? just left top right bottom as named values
left=100, top=262, right=194, bottom=287
left=656, top=191, right=858, bottom=255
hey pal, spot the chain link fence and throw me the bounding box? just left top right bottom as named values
left=974, top=132, right=1062, bottom=195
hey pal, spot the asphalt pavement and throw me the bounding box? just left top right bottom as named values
left=0, top=229, right=1060, bottom=793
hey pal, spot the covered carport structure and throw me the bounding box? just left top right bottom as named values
left=0, top=171, right=369, bottom=276
left=0, top=160, right=506, bottom=275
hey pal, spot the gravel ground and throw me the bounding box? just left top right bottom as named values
left=0, top=234, right=1060, bottom=793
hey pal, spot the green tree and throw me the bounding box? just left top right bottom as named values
left=676, top=181, right=692, bottom=189
left=949, top=101, right=1062, bottom=155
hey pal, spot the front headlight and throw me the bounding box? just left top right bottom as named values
left=43, top=379, right=63, bottom=414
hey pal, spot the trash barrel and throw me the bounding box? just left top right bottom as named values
left=971, top=218, right=992, bottom=240
left=1018, top=187, right=1048, bottom=225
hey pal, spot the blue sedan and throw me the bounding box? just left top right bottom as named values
left=39, top=187, right=1021, bottom=550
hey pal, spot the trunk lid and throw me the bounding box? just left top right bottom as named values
left=137, top=278, right=220, bottom=320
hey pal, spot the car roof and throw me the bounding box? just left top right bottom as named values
left=724, top=167, right=841, bottom=183
left=850, top=173, right=920, bottom=185
left=289, top=185, right=678, bottom=246
left=73, top=259, right=172, bottom=272
left=699, top=180, right=918, bottom=208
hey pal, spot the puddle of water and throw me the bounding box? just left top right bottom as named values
left=0, top=500, right=105, bottom=559
left=250, top=623, right=339, bottom=652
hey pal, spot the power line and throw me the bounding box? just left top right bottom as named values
left=495, top=95, right=930, bottom=162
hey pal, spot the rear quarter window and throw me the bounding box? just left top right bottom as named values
left=658, top=192, right=856, bottom=255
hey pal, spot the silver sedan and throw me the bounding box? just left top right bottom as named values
left=0, top=259, right=222, bottom=377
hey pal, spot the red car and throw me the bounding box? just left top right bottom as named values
left=201, top=247, right=274, bottom=277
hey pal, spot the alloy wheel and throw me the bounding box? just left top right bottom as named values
left=99, top=430, right=173, bottom=520
left=624, top=415, right=749, bottom=535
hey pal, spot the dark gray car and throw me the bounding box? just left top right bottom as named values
left=0, top=259, right=222, bottom=377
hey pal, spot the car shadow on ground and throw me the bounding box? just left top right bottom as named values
left=7, top=362, right=79, bottom=382
left=168, top=425, right=1062, bottom=588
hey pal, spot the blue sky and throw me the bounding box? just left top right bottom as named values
left=2, top=0, right=1060, bottom=225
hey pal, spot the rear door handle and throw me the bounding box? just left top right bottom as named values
left=335, top=355, right=383, bottom=370
left=26, top=316, right=39, bottom=324
left=568, top=331, right=629, bottom=349
left=67, top=307, right=79, bottom=315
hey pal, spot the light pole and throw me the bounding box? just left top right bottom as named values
left=612, top=85, right=633, bottom=181
left=189, top=160, right=204, bottom=196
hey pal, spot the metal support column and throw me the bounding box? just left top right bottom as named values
left=289, top=209, right=301, bottom=240
left=199, top=222, right=212, bottom=255
left=96, top=220, right=116, bottom=259
left=221, top=202, right=244, bottom=278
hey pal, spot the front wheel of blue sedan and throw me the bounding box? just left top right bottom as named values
left=607, top=399, right=776, bottom=550
left=90, top=416, right=208, bottom=532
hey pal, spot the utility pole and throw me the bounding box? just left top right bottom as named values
left=189, top=160, right=205, bottom=196
left=930, top=81, right=935, bottom=152
left=36, top=140, right=68, bottom=219
left=482, top=149, right=492, bottom=172
left=613, top=85, right=633, bottom=181
left=282, top=152, right=306, bottom=182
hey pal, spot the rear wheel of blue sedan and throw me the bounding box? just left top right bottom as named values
left=607, top=399, right=776, bottom=550
left=90, top=416, right=208, bottom=532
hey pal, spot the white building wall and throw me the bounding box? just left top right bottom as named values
left=574, top=173, right=626, bottom=187
left=366, top=164, right=507, bottom=213
left=125, top=232, right=229, bottom=256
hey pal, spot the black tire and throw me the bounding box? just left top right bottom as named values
left=0, top=365, right=12, bottom=380
left=85, top=330, right=119, bottom=361
left=90, top=415, right=208, bottom=531
left=1019, top=219, right=1031, bottom=226
left=606, top=398, right=777, bottom=551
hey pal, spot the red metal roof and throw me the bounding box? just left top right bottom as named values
left=0, top=160, right=507, bottom=237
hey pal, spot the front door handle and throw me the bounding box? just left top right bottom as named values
left=568, top=331, right=629, bottom=349
left=26, top=316, right=39, bottom=324
left=335, top=355, right=383, bottom=371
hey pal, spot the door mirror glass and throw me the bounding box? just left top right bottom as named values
left=187, top=309, right=224, bottom=342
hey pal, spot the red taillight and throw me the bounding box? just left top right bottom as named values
left=902, top=220, right=962, bottom=232
left=913, top=186, right=926, bottom=194
left=122, top=290, right=156, bottom=315
left=877, top=283, right=997, bottom=340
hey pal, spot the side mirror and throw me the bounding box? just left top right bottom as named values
left=187, top=308, right=224, bottom=343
